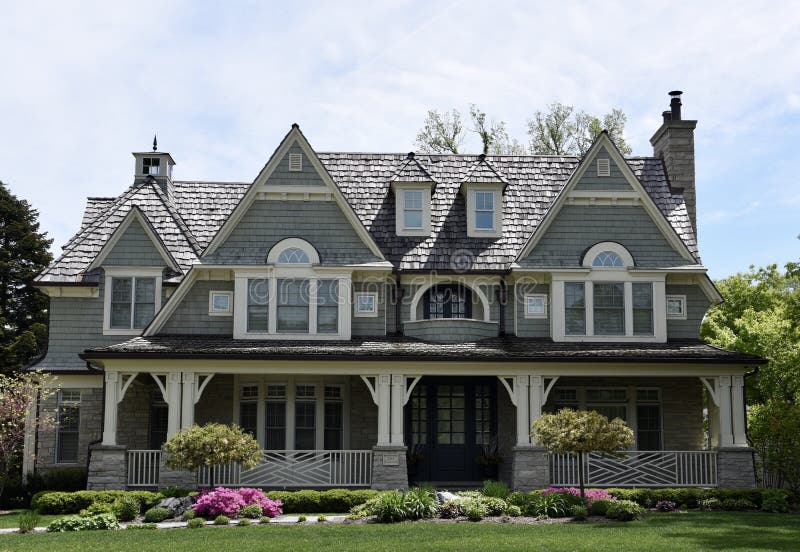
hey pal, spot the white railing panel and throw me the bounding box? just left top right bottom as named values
left=549, top=451, right=717, bottom=487
left=198, top=450, right=373, bottom=488
left=127, top=450, right=162, bottom=487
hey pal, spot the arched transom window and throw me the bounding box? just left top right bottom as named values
left=266, top=238, right=320, bottom=265
left=582, top=242, right=634, bottom=269
left=278, top=247, right=310, bottom=264
left=592, top=251, right=624, bottom=268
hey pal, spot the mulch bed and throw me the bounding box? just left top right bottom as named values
left=343, top=515, right=613, bottom=525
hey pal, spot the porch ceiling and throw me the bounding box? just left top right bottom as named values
left=81, top=336, right=764, bottom=364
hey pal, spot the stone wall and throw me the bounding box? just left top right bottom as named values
left=349, top=376, right=377, bottom=450
left=371, top=446, right=408, bottom=490
left=87, top=445, right=126, bottom=490
left=196, top=374, right=234, bottom=425
left=497, top=384, right=515, bottom=485
left=511, top=446, right=549, bottom=491
left=717, top=448, right=757, bottom=488
left=117, top=378, right=158, bottom=450
left=35, top=387, right=102, bottom=474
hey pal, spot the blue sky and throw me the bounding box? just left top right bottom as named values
left=1, top=0, right=798, bottom=279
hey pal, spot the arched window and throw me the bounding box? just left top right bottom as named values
left=592, top=251, right=624, bottom=268
left=277, top=247, right=310, bottom=264
left=423, top=284, right=472, bottom=319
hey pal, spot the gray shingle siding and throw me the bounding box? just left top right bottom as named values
left=521, top=205, right=690, bottom=268
left=266, top=143, right=325, bottom=187
left=351, top=281, right=387, bottom=336
left=102, top=218, right=166, bottom=266
left=574, top=147, right=634, bottom=192
left=403, top=319, right=499, bottom=343
left=204, top=200, right=379, bottom=265
left=514, top=283, right=551, bottom=338
left=160, top=280, right=235, bottom=336
left=666, top=284, right=710, bottom=340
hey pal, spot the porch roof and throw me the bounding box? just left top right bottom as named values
left=81, top=336, right=765, bottom=364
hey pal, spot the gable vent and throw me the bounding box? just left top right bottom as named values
left=288, top=153, right=303, bottom=172
left=596, top=158, right=610, bottom=177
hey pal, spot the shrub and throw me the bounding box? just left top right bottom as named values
left=47, top=513, right=119, bottom=532
left=187, top=517, right=205, bottom=529
left=505, top=504, right=522, bottom=517
left=570, top=504, right=588, bottom=521
left=590, top=499, right=614, bottom=516
left=749, top=401, right=800, bottom=492
left=698, top=498, right=722, bottom=511
left=721, top=498, right=757, bottom=511
left=480, top=496, right=508, bottom=516
left=143, top=507, right=171, bottom=523
left=403, top=487, right=438, bottom=520
left=371, top=491, right=408, bottom=523
left=266, top=489, right=378, bottom=513
left=182, top=509, right=196, bottom=521
left=482, top=480, right=510, bottom=499
left=317, top=514, right=327, bottom=522
left=17, top=509, right=40, bottom=533
left=32, top=490, right=163, bottom=515
left=465, top=501, right=486, bottom=522
left=260, top=516, right=272, bottom=524
left=193, top=487, right=245, bottom=518
left=439, top=501, right=465, bottom=519
left=506, top=492, right=527, bottom=508
left=606, top=500, right=645, bottom=521
left=655, top=500, right=677, bottom=512
left=238, top=488, right=282, bottom=518
left=240, top=504, right=263, bottom=519
left=126, top=523, right=157, bottom=530
left=116, top=495, right=141, bottom=522
left=80, top=501, right=116, bottom=516
left=237, top=518, right=251, bottom=526
left=213, top=515, right=230, bottom=525
left=161, top=486, right=192, bottom=498
left=528, top=492, right=571, bottom=518
left=541, top=487, right=615, bottom=505
left=25, top=468, right=87, bottom=494
left=297, top=514, right=307, bottom=522
left=762, top=489, right=789, bottom=513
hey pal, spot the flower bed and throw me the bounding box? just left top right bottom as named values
left=193, top=488, right=282, bottom=518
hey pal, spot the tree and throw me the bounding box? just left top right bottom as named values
left=531, top=409, right=634, bottom=499
left=0, top=371, right=57, bottom=499
left=701, top=263, right=800, bottom=403
left=414, top=109, right=465, bottom=154
left=528, top=103, right=632, bottom=155
left=468, top=104, right=526, bottom=155
left=748, top=401, right=800, bottom=492
left=0, top=181, right=53, bottom=374
left=163, top=423, right=261, bottom=488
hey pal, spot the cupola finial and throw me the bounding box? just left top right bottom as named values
left=152, top=134, right=158, bottom=152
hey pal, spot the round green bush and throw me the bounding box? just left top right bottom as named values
left=317, top=514, right=328, bottom=522
left=570, top=504, right=588, bottom=521
left=237, top=518, right=251, bottom=526
left=240, top=504, right=263, bottom=519
left=606, top=499, right=645, bottom=521
left=297, top=514, right=307, bottom=522
left=590, top=499, right=614, bottom=516
left=182, top=509, right=196, bottom=521
left=260, top=516, right=272, bottom=524
left=465, top=502, right=486, bottom=522
left=213, top=515, right=230, bottom=525
left=187, top=517, right=205, bottom=529
left=115, top=495, right=141, bottom=522
left=505, top=504, right=522, bottom=517
left=480, top=497, right=508, bottom=516
left=143, top=507, right=171, bottom=523
left=762, top=489, right=789, bottom=513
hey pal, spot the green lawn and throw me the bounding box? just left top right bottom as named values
left=0, top=510, right=65, bottom=530
left=0, top=512, right=798, bottom=551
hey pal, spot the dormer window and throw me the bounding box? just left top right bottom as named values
left=142, top=157, right=161, bottom=175
left=102, top=267, right=163, bottom=335
left=475, top=191, right=495, bottom=230
left=393, top=184, right=432, bottom=236
left=403, top=190, right=423, bottom=229
left=463, top=185, right=502, bottom=237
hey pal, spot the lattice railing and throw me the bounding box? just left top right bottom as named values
left=198, top=450, right=373, bottom=488
left=127, top=450, right=162, bottom=487
left=550, top=451, right=718, bottom=487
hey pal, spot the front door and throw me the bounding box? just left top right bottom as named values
left=405, top=378, right=496, bottom=483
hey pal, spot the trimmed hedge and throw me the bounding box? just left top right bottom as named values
left=603, top=488, right=791, bottom=509
left=32, top=490, right=164, bottom=515
left=266, top=489, right=379, bottom=513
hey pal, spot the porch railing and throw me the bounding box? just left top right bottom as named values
left=127, top=450, right=162, bottom=487
left=198, top=450, right=373, bottom=488
left=549, top=451, right=718, bottom=487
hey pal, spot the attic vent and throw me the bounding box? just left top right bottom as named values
left=288, top=153, right=303, bottom=172
left=597, top=158, right=610, bottom=177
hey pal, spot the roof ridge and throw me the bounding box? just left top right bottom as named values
left=147, top=179, right=203, bottom=256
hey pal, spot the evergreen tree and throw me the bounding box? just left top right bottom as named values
left=0, top=181, right=52, bottom=373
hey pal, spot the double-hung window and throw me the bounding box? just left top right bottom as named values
left=475, top=191, right=494, bottom=230
left=316, top=280, right=339, bottom=333
left=56, top=390, right=80, bottom=463
left=239, top=385, right=259, bottom=437
left=403, top=190, right=423, bottom=229
left=324, top=385, right=344, bottom=450
left=294, top=384, right=317, bottom=450
left=108, top=275, right=157, bottom=331
left=247, top=279, right=269, bottom=333
left=633, top=283, right=654, bottom=335
left=593, top=282, right=625, bottom=335
left=264, top=385, right=287, bottom=450
left=564, top=283, right=586, bottom=335
left=277, top=279, right=310, bottom=332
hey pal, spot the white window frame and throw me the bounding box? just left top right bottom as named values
left=666, top=294, right=687, bottom=320
left=464, top=185, right=503, bottom=237
left=208, top=290, right=233, bottom=316
left=354, top=291, right=378, bottom=317
left=55, top=390, right=81, bottom=464
left=393, top=183, right=432, bottom=236
left=524, top=293, right=548, bottom=319
left=102, top=267, right=163, bottom=335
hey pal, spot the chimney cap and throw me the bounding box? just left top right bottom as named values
left=669, top=90, right=683, bottom=97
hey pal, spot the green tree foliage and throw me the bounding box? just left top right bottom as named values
left=748, top=401, right=800, bottom=492
left=414, top=109, right=465, bottom=154
left=701, top=263, right=800, bottom=403
left=0, top=181, right=53, bottom=374
left=163, top=423, right=261, bottom=487
left=532, top=409, right=634, bottom=498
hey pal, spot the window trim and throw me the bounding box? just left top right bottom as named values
left=267, top=238, right=319, bottom=266
left=288, top=153, right=303, bottom=172
left=102, top=267, right=163, bottom=335
left=393, top=183, right=432, bottom=236
left=524, top=293, right=548, bottom=319
left=582, top=242, right=634, bottom=269
left=464, top=185, right=503, bottom=238
left=666, top=294, right=688, bottom=320
left=55, top=390, right=81, bottom=464
left=208, top=290, right=233, bottom=316
left=354, top=291, right=378, bottom=317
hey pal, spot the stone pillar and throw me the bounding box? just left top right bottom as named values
left=371, top=445, right=408, bottom=490
left=87, top=444, right=127, bottom=490
left=717, top=447, right=756, bottom=488
left=158, top=450, right=197, bottom=490
left=511, top=446, right=549, bottom=491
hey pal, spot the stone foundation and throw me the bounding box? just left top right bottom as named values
left=717, top=447, right=756, bottom=488
left=371, top=446, right=408, bottom=490
left=87, top=444, right=127, bottom=490
left=510, top=446, right=549, bottom=491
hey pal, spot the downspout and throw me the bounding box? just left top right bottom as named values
left=497, top=276, right=508, bottom=337
left=393, top=270, right=403, bottom=336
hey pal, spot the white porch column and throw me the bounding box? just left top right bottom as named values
left=529, top=376, right=544, bottom=428
left=731, top=375, right=748, bottom=446
left=166, top=372, right=183, bottom=438
left=102, top=371, right=119, bottom=445
left=717, top=376, right=734, bottom=447
left=390, top=374, right=405, bottom=446
left=515, top=375, right=530, bottom=446
left=376, top=375, right=391, bottom=446
left=181, top=372, right=195, bottom=429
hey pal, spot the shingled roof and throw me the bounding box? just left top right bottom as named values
left=37, top=152, right=700, bottom=283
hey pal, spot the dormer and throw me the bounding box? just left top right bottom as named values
left=391, top=152, right=435, bottom=237
left=460, top=154, right=507, bottom=238
left=133, top=136, right=176, bottom=183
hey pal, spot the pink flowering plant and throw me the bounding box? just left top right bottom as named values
left=541, top=487, right=616, bottom=504
left=193, top=487, right=283, bottom=518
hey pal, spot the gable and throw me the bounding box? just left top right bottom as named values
left=520, top=204, right=691, bottom=268
left=101, top=217, right=167, bottom=267
left=203, top=199, right=381, bottom=265
left=160, top=279, right=234, bottom=335
left=574, top=146, right=634, bottom=192
left=266, top=142, right=325, bottom=187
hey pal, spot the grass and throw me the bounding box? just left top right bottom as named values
left=0, top=510, right=65, bottom=530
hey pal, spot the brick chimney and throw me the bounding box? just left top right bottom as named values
left=650, top=91, right=698, bottom=240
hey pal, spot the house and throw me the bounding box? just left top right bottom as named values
left=25, top=92, right=763, bottom=492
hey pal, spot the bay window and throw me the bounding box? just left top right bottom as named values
left=564, top=283, right=586, bottom=335
left=277, top=279, right=310, bottom=332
